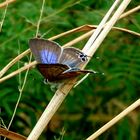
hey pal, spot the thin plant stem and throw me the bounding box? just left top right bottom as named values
left=0, top=117, right=7, bottom=129
left=0, top=61, right=37, bottom=83
left=0, top=49, right=30, bottom=78
left=5, top=0, right=46, bottom=134
left=4, top=53, right=32, bottom=140
left=0, top=0, right=8, bottom=32
left=86, top=99, right=140, bottom=140
left=35, top=0, right=46, bottom=37
left=120, top=5, right=140, bottom=19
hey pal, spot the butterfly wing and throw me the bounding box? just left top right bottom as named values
left=29, top=38, right=62, bottom=64
left=59, top=47, right=88, bottom=68
left=37, top=64, right=69, bottom=82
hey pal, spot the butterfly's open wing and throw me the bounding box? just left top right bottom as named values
left=59, top=47, right=88, bottom=68
left=37, top=64, right=69, bottom=82
left=29, top=38, right=62, bottom=64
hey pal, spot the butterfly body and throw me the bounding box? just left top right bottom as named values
left=29, top=38, right=93, bottom=84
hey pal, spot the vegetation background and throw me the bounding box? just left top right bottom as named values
left=0, top=0, right=140, bottom=140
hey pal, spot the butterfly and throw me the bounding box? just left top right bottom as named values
left=29, top=38, right=93, bottom=84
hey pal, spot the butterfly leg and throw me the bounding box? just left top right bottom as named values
left=43, top=79, right=49, bottom=85
left=50, top=82, right=65, bottom=92
left=74, top=73, right=90, bottom=88
left=50, top=84, right=58, bottom=92
left=74, top=70, right=98, bottom=87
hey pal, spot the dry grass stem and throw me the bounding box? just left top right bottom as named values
left=27, top=79, right=77, bottom=140
left=49, top=24, right=95, bottom=40
left=0, top=61, right=37, bottom=83
left=83, top=0, right=121, bottom=51
left=0, top=50, right=30, bottom=78
left=63, top=30, right=94, bottom=48
left=86, top=0, right=132, bottom=56
left=0, top=0, right=16, bottom=8
left=120, top=5, right=140, bottom=19
left=0, top=127, right=26, bottom=140
left=86, top=99, right=140, bottom=140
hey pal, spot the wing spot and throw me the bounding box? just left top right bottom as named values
left=77, top=52, right=88, bottom=62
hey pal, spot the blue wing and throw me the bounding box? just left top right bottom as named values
left=59, top=47, right=88, bottom=68
left=29, top=38, right=62, bottom=64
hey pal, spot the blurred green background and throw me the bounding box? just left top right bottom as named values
left=0, top=0, right=140, bottom=140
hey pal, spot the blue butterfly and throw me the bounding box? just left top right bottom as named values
left=29, top=38, right=93, bottom=84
